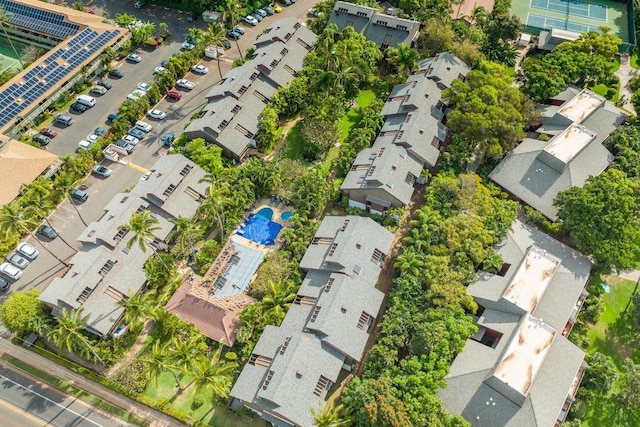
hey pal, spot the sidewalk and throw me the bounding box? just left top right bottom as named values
left=0, top=338, right=185, bottom=427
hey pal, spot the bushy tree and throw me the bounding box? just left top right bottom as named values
left=554, top=169, right=640, bottom=272
left=0, top=289, right=47, bottom=334
left=604, top=125, right=640, bottom=178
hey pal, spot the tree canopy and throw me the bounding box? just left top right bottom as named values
left=0, top=289, right=46, bottom=335
left=554, top=169, right=640, bottom=272
left=603, top=124, right=640, bottom=179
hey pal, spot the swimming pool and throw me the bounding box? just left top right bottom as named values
left=237, top=213, right=282, bottom=246
left=255, top=207, right=273, bottom=220
left=281, top=211, right=293, bottom=221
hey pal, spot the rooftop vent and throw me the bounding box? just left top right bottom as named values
left=356, top=242, right=363, bottom=249
left=419, top=128, right=424, bottom=134
left=353, top=264, right=362, bottom=275
left=296, top=370, right=304, bottom=378
left=392, top=165, right=397, bottom=170
left=341, top=305, right=348, bottom=312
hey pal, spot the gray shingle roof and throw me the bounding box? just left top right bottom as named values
left=186, top=18, right=316, bottom=161
left=341, top=144, right=423, bottom=206
left=417, top=52, right=471, bottom=88
left=438, top=219, right=590, bottom=426
left=328, top=1, right=420, bottom=48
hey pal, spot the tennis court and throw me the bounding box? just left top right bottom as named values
left=0, top=40, right=24, bottom=73
left=512, top=0, right=632, bottom=47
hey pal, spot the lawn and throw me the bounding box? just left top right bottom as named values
left=336, top=90, right=376, bottom=143
left=631, top=52, right=640, bottom=70
left=591, top=83, right=619, bottom=102
left=143, top=371, right=262, bottom=427
left=586, top=276, right=638, bottom=366
left=281, top=121, right=304, bottom=160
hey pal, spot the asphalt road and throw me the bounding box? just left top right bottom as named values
left=3, top=1, right=316, bottom=294
left=0, top=365, right=131, bottom=427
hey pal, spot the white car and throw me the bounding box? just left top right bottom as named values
left=78, top=140, right=92, bottom=150
left=7, top=252, right=29, bottom=269
left=243, top=15, right=258, bottom=26
left=135, top=120, right=153, bottom=133
left=127, top=89, right=146, bottom=101
left=126, top=53, right=142, bottom=63
left=181, top=41, right=195, bottom=50
left=86, top=134, right=100, bottom=143
left=153, top=66, right=167, bottom=75
left=192, top=64, right=208, bottom=74
left=137, top=82, right=151, bottom=92
left=122, top=134, right=140, bottom=146
left=90, top=85, right=107, bottom=95
left=16, top=242, right=39, bottom=260
left=147, top=109, right=166, bottom=120
left=0, top=262, right=22, bottom=281
left=176, top=79, right=195, bottom=90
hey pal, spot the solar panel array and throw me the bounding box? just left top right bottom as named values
left=0, top=27, right=122, bottom=128
left=0, top=0, right=80, bottom=38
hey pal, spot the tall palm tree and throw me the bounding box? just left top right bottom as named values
left=0, top=202, right=70, bottom=267
left=168, top=216, right=202, bottom=263
left=262, top=280, right=297, bottom=315
left=168, top=335, right=206, bottom=381
left=47, top=308, right=103, bottom=363
left=310, top=399, right=350, bottom=427
left=222, top=0, right=244, bottom=59
left=118, top=210, right=169, bottom=271
left=386, top=43, right=419, bottom=77
left=0, top=7, right=23, bottom=69
left=204, top=23, right=228, bottom=78
left=143, top=340, right=181, bottom=389
left=197, top=183, right=231, bottom=240
left=192, top=356, right=237, bottom=400
left=118, top=288, right=158, bottom=330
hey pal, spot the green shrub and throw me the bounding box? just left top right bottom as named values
left=606, top=87, right=617, bottom=98
left=195, top=239, right=222, bottom=274
left=538, top=133, right=550, bottom=141
left=192, top=394, right=204, bottom=409
left=113, top=359, right=150, bottom=394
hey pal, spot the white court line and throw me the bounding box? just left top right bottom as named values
left=0, top=373, right=104, bottom=427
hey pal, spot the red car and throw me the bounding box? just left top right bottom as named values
left=40, top=128, right=58, bottom=138
left=166, top=90, right=182, bottom=101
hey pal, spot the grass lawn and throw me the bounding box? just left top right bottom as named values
left=631, top=52, right=640, bottom=70
left=586, top=276, right=639, bottom=366
left=336, top=90, right=376, bottom=143
left=591, top=83, right=619, bottom=102
left=144, top=371, right=262, bottom=427
left=281, top=121, right=304, bottom=160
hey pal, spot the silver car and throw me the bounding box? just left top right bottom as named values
left=7, top=252, right=29, bottom=269
left=17, top=242, right=39, bottom=260
left=0, top=262, right=23, bottom=281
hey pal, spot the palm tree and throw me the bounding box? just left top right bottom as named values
left=386, top=43, right=419, bottom=77
left=143, top=340, right=181, bottom=389
left=0, top=7, right=24, bottom=69
left=204, top=23, right=228, bottom=78
left=118, top=288, right=158, bottom=330
left=262, top=280, right=297, bottom=315
left=169, top=216, right=202, bottom=263
left=192, top=356, right=237, bottom=400
left=310, top=399, right=350, bottom=427
left=47, top=308, right=103, bottom=363
left=118, top=210, right=169, bottom=271
left=168, top=335, right=206, bottom=378
left=197, top=183, right=231, bottom=240
left=54, top=170, right=89, bottom=227
left=0, top=202, right=70, bottom=267
left=222, top=0, right=244, bottom=59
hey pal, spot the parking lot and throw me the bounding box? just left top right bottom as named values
left=3, top=0, right=317, bottom=296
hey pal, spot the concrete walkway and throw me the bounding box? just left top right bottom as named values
left=615, top=54, right=637, bottom=114
left=617, top=269, right=640, bottom=282
left=0, top=338, right=184, bottom=427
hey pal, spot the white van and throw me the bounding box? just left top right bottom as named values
left=76, top=94, right=96, bottom=107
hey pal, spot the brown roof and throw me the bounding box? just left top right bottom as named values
left=165, top=280, right=254, bottom=346
left=0, top=140, right=58, bottom=206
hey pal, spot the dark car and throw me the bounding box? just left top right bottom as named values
left=280, top=0, right=292, bottom=5
left=222, top=39, right=232, bottom=49
left=0, top=277, right=8, bottom=292
left=226, top=30, right=241, bottom=40
left=69, top=188, right=88, bottom=203
left=94, top=127, right=107, bottom=136
left=70, top=102, right=88, bottom=114
left=187, top=12, right=200, bottom=22
left=108, top=69, right=124, bottom=78
left=115, top=139, right=135, bottom=153
left=263, top=6, right=275, bottom=15
left=107, top=113, right=120, bottom=123
left=97, top=80, right=112, bottom=90
left=36, top=224, right=58, bottom=240
left=32, top=134, right=51, bottom=146
left=127, top=128, right=145, bottom=139
left=40, top=128, right=57, bottom=138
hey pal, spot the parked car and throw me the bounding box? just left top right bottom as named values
left=280, top=0, right=292, bottom=5
left=308, top=7, right=322, bottom=17
left=153, top=66, right=167, bottom=75
left=40, top=128, right=57, bottom=138
left=97, top=80, right=112, bottom=90
left=134, top=0, right=147, bottom=8
left=54, top=115, right=74, bottom=126
left=126, top=53, right=142, bottom=63
left=187, top=12, right=200, bottom=22
left=181, top=41, right=195, bottom=50
left=166, top=90, right=182, bottom=100
left=7, top=252, right=29, bottom=269
left=90, top=85, right=107, bottom=95
left=251, top=12, right=263, bottom=22
left=70, top=102, right=88, bottom=113
left=107, top=113, right=120, bottom=123
left=233, top=26, right=245, bottom=35
left=147, top=109, right=166, bottom=120
left=243, top=15, right=258, bottom=26
left=69, top=188, right=88, bottom=203
left=0, top=277, right=9, bottom=292
left=36, top=224, right=58, bottom=240
left=108, top=69, right=124, bottom=78
left=16, top=242, right=39, bottom=260
left=92, top=165, right=112, bottom=178
left=263, top=6, right=275, bottom=15
left=192, top=64, right=208, bottom=74
left=115, top=139, right=135, bottom=154
left=0, top=262, right=22, bottom=281
left=87, top=134, right=100, bottom=144
left=222, top=39, right=232, bottom=49
left=227, top=30, right=241, bottom=40
left=255, top=8, right=267, bottom=17
left=127, top=128, right=145, bottom=139
left=77, top=140, right=92, bottom=150
left=270, top=2, right=282, bottom=12
left=176, top=79, right=195, bottom=90
left=127, top=89, right=146, bottom=101
left=137, top=82, right=152, bottom=92
left=135, top=120, right=153, bottom=133
left=32, top=134, right=51, bottom=146
left=94, top=127, right=107, bottom=136
left=122, top=134, right=140, bottom=145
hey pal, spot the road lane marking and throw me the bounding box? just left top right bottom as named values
left=127, top=162, right=149, bottom=173
left=0, top=373, right=104, bottom=427
left=0, top=396, right=46, bottom=426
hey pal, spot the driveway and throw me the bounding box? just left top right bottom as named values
left=4, top=1, right=319, bottom=292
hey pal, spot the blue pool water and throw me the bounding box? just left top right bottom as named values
left=237, top=213, right=282, bottom=246
left=255, top=207, right=273, bottom=220
left=281, top=211, right=293, bottom=221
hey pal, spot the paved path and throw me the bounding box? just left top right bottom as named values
left=0, top=339, right=184, bottom=427
left=617, top=269, right=640, bottom=282
left=615, top=54, right=637, bottom=114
